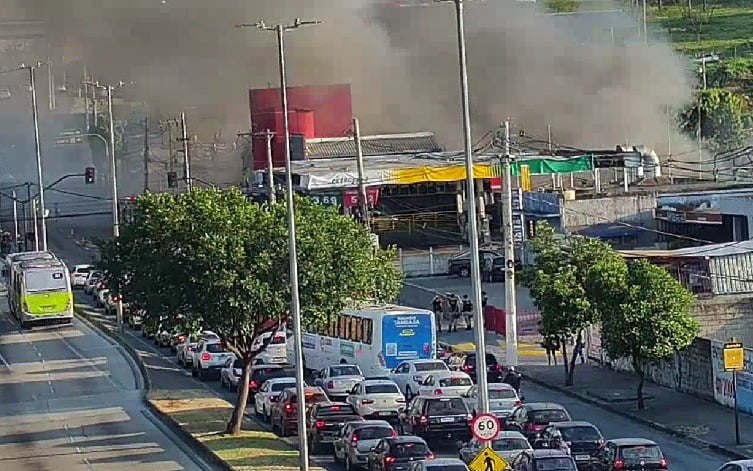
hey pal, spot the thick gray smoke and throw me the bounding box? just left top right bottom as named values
left=14, top=0, right=693, bottom=153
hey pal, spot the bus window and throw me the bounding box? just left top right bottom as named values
left=362, top=318, right=373, bottom=345
left=352, top=317, right=363, bottom=342
left=340, top=315, right=349, bottom=340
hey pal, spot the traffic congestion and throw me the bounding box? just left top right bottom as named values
left=62, top=256, right=689, bottom=471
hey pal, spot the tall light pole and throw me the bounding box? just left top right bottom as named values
left=84, top=79, right=133, bottom=334
left=435, top=0, right=490, bottom=414
left=25, top=63, right=48, bottom=251
left=237, top=18, right=321, bottom=471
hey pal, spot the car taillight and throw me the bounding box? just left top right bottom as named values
left=528, top=424, right=544, bottom=431
left=419, top=415, right=429, bottom=425
left=351, top=434, right=359, bottom=446
left=284, top=404, right=295, bottom=414
left=327, top=381, right=334, bottom=389
left=391, top=430, right=398, bottom=438
left=178, top=335, right=185, bottom=343
left=433, top=389, right=443, bottom=395
left=201, top=353, right=210, bottom=361
left=660, top=458, right=668, bottom=468
left=495, top=364, right=503, bottom=372
left=514, top=400, right=522, bottom=406
left=270, top=395, right=280, bottom=402
left=614, top=459, right=624, bottom=469
left=362, top=399, right=375, bottom=404
left=426, top=453, right=435, bottom=460
left=250, top=380, right=258, bottom=390
left=315, top=420, right=325, bottom=429
left=462, top=364, right=473, bottom=372
left=385, top=456, right=395, bottom=465
left=112, top=296, right=120, bottom=302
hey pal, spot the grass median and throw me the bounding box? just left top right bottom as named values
left=149, top=388, right=303, bottom=471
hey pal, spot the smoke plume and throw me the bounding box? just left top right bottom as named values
left=13, top=0, right=693, bottom=154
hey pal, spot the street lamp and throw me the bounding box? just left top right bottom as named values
left=83, top=79, right=134, bottom=334
left=433, top=0, right=492, bottom=414
left=237, top=18, right=321, bottom=471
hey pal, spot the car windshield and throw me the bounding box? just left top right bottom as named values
left=534, top=457, right=576, bottom=471
left=354, top=426, right=394, bottom=440
left=426, top=398, right=467, bottom=415
left=25, top=270, right=67, bottom=292
left=206, top=343, right=226, bottom=353
left=439, top=377, right=471, bottom=387
left=390, top=442, right=428, bottom=458
left=331, top=365, right=362, bottom=376
left=530, top=409, right=569, bottom=424
left=272, top=381, right=296, bottom=392
left=489, top=389, right=517, bottom=399
left=492, top=438, right=530, bottom=451
left=365, top=384, right=400, bottom=394
left=559, top=426, right=601, bottom=442
left=317, top=404, right=357, bottom=416
left=415, top=362, right=448, bottom=372
left=619, top=445, right=662, bottom=460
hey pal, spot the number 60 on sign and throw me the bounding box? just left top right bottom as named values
left=471, top=413, right=501, bottom=441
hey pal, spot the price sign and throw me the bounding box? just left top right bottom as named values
left=309, top=193, right=343, bottom=207
left=471, top=413, right=501, bottom=442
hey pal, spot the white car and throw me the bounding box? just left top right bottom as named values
left=716, top=460, right=753, bottom=471
left=83, top=270, right=102, bottom=294
left=389, top=359, right=450, bottom=399
left=459, top=431, right=533, bottom=464
left=95, top=288, right=109, bottom=309
left=177, top=330, right=220, bottom=367
left=70, top=264, right=93, bottom=288
left=416, top=370, right=473, bottom=397
left=191, top=339, right=234, bottom=380
left=219, top=357, right=245, bottom=390
left=128, top=311, right=143, bottom=329
left=345, top=379, right=405, bottom=420
left=254, top=377, right=300, bottom=421
left=314, top=364, right=366, bottom=400
left=462, top=383, right=521, bottom=417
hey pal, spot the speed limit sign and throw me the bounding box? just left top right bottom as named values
left=470, top=413, right=501, bottom=441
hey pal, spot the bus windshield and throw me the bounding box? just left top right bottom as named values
left=25, top=270, right=68, bottom=292
left=382, top=312, right=435, bottom=369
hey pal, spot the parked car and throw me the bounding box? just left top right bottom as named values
left=398, top=396, right=472, bottom=441
left=716, top=460, right=753, bottom=471
left=408, top=458, right=468, bottom=471
left=368, top=436, right=434, bottom=471
left=458, top=431, right=532, bottom=464
left=219, top=357, right=245, bottom=391
left=177, top=330, right=220, bottom=366
left=458, top=352, right=505, bottom=384
left=504, top=403, right=572, bottom=440
left=249, top=364, right=296, bottom=400
left=389, top=359, right=450, bottom=399
left=83, top=270, right=102, bottom=295
left=510, top=449, right=577, bottom=471
left=315, top=364, right=366, bottom=401
left=191, top=339, right=234, bottom=379
left=346, top=379, right=405, bottom=420
left=534, top=421, right=604, bottom=470
left=270, top=386, right=330, bottom=437
left=95, top=287, right=109, bottom=309
left=128, top=310, right=144, bottom=329
left=70, top=264, right=93, bottom=288
left=307, top=402, right=363, bottom=453
left=593, top=438, right=667, bottom=471
left=416, top=371, right=473, bottom=397
left=447, top=248, right=502, bottom=278
left=104, top=292, right=129, bottom=317
left=254, top=377, right=300, bottom=421
left=462, top=383, right=521, bottom=418
left=333, top=420, right=396, bottom=470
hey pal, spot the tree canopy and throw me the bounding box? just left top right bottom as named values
left=98, top=188, right=402, bottom=433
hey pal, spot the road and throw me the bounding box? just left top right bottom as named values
left=0, top=219, right=213, bottom=471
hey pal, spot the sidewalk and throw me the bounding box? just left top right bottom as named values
left=521, top=362, right=753, bottom=460
left=438, top=328, right=549, bottom=363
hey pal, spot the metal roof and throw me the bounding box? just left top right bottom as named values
left=620, top=240, right=753, bottom=259
left=305, top=132, right=443, bottom=159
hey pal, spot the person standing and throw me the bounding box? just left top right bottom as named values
left=461, top=294, right=473, bottom=330
left=448, top=294, right=460, bottom=333
left=432, top=294, right=443, bottom=332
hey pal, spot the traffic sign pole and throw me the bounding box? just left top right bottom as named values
left=724, top=338, right=745, bottom=446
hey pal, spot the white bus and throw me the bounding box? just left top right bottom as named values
left=291, top=304, right=437, bottom=378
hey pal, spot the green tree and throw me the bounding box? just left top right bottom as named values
left=521, top=223, right=620, bottom=386
left=680, top=88, right=753, bottom=152
left=598, top=259, right=698, bottom=410
left=99, top=188, right=402, bottom=435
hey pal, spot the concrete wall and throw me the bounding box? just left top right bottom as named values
left=561, top=194, right=657, bottom=230
left=692, top=294, right=753, bottom=345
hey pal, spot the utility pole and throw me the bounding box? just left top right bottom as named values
left=501, top=120, right=519, bottom=367
left=179, top=112, right=192, bottom=191
left=353, top=118, right=370, bottom=229
left=238, top=18, right=322, bottom=471
left=83, top=66, right=90, bottom=130
left=143, top=117, right=150, bottom=192
left=642, top=0, right=648, bottom=45
left=47, top=58, right=54, bottom=111
left=436, top=0, right=489, bottom=414
left=264, top=129, right=276, bottom=204
left=92, top=84, right=98, bottom=127
left=27, top=65, right=47, bottom=251
left=11, top=189, right=18, bottom=252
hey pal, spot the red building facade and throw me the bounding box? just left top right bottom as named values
left=249, top=84, right=353, bottom=169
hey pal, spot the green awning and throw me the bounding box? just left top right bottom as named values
left=509, top=155, right=594, bottom=175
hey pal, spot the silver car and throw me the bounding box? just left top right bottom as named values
left=315, top=364, right=365, bottom=400
left=458, top=431, right=532, bottom=464
left=462, top=383, right=521, bottom=417
left=333, top=420, right=395, bottom=470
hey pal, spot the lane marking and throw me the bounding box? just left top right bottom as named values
left=55, top=329, right=122, bottom=391
left=0, top=349, right=11, bottom=370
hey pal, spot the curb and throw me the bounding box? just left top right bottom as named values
left=74, top=306, right=233, bottom=471
left=521, top=370, right=750, bottom=461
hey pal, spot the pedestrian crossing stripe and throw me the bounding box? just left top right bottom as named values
left=468, top=447, right=509, bottom=471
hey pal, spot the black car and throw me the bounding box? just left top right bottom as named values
left=594, top=438, right=668, bottom=470
left=368, top=436, right=434, bottom=471
left=307, top=402, right=363, bottom=453
left=504, top=403, right=572, bottom=439
left=447, top=249, right=502, bottom=278
left=459, top=352, right=504, bottom=383
left=249, top=365, right=295, bottom=399
left=535, top=421, right=604, bottom=470
left=399, top=396, right=472, bottom=441
left=511, top=449, right=577, bottom=471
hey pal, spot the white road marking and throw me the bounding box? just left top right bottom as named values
left=0, top=349, right=11, bottom=370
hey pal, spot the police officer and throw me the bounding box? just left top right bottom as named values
left=448, top=294, right=460, bottom=332
left=432, top=294, right=443, bottom=332
left=503, top=365, right=522, bottom=393
left=461, top=295, right=473, bottom=330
